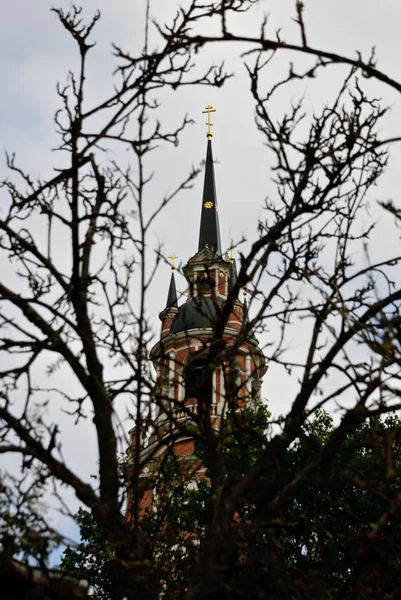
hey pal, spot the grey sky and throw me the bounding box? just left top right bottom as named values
left=2, top=0, right=401, bottom=552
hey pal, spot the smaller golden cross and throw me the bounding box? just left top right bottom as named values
left=202, top=105, right=216, bottom=140
left=167, top=253, right=178, bottom=270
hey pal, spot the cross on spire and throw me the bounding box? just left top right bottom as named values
left=168, top=253, right=178, bottom=270
left=202, top=105, right=216, bottom=140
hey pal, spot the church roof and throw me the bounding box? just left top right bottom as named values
left=170, top=296, right=223, bottom=335
left=198, top=139, right=222, bottom=256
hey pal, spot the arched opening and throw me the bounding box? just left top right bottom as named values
left=196, top=274, right=215, bottom=296
left=184, top=358, right=213, bottom=403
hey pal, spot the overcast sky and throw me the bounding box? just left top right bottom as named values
left=2, top=0, right=401, bottom=555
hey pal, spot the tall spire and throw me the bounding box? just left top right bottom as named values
left=198, top=138, right=222, bottom=255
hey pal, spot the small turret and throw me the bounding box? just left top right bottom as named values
left=227, top=258, right=238, bottom=296
left=165, top=271, right=178, bottom=309
left=159, top=257, right=179, bottom=337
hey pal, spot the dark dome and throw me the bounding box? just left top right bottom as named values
left=170, top=296, right=223, bottom=334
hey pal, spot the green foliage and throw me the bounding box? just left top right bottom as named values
left=220, top=409, right=401, bottom=599
left=60, top=508, right=115, bottom=599
left=286, top=412, right=401, bottom=598
left=139, top=455, right=213, bottom=599
left=62, top=409, right=401, bottom=599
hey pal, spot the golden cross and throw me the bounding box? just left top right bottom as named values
left=167, top=253, right=178, bottom=270
left=202, top=105, right=216, bottom=140
left=228, top=243, right=236, bottom=263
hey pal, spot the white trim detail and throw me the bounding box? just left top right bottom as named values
left=168, top=352, right=175, bottom=397
left=178, top=372, right=184, bottom=402
left=246, top=354, right=252, bottom=400
left=218, top=368, right=225, bottom=415
left=212, top=370, right=217, bottom=405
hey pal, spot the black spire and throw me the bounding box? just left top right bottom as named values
left=198, top=139, right=222, bottom=255
left=228, top=259, right=237, bottom=296
left=165, top=271, right=178, bottom=308
left=243, top=296, right=249, bottom=325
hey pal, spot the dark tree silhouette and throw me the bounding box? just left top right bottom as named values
left=2, top=2, right=401, bottom=598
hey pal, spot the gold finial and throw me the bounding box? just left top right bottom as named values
left=202, top=105, right=216, bottom=140
left=243, top=287, right=248, bottom=297
left=167, top=253, right=178, bottom=271
left=228, top=244, right=235, bottom=263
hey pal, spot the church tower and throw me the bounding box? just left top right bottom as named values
left=128, top=108, right=267, bottom=512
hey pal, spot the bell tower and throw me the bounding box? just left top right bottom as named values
left=128, top=109, right=267, bottom=512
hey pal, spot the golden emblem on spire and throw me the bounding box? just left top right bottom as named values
left=167, top=253, right=178, bottom=271
left=202, top=105, right=216, bottom=140
left=228, top=244, right=236, bottom=263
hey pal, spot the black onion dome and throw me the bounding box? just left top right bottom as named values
left=170, top=296, right=224, bottom=334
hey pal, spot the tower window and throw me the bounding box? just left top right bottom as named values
left=184, top=358, right=213, bottom=402
left=197, top=274, right=215, bottom=295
